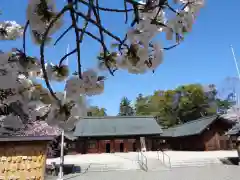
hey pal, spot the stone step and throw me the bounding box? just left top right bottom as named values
left=146, top=159, right=169, bottom=171
left=79, top=161, right=141, bottom=172
left=170, top=158, right=222, bottom=168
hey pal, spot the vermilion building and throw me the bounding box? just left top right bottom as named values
left=58, top=115, right=234, bottom=155
left=160, top=115, right=234, bottom=151
left=67, top=116, right=163, bottom=154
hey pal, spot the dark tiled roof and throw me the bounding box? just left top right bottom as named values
left=0, top=136, right=54, bottom=142
left=73, top=116, right=163, bottom=137
left=63, top=131, right=78, bottom=140
left=161, top=115, right=219, bottom=137
left=226, top=123, right=240, bottom=135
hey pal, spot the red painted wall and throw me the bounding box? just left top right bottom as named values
left=74, top=138, right=142, bottom=154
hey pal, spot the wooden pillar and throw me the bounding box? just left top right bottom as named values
left=96, top=140, right=99, bottom=153
left=216, top=133, right=221, bottom=150
left=111, top=140, right=115, bottom=153
left=136, top=137, right=141, bottom=151
left=237, top=137, right=240, bottom=165
left=229, top=137, right=234, bottom=150
left=123, top=139, right=128, bottom=152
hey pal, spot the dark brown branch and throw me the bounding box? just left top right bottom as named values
left=79, top=0, right=134, bottom=12
left=69, top=4, right=82, bottom=79
left=79, top=0, right=92, bottom=42
left=124, top=0, right=128, bottom=23
left=165, top=3, right=179, bottom=14
left=181, top=2, right=190, bottom=11
left=79, top=27, right=119, bottom=74
left=77, top=28, right=102, bottom=43
left=163, top=43, right=180, bottom=50
left=151, top=19, right=168, bottom=27
left=54, top=25, right=73, bottom=45
left=74, top=10, right=127, bottom=48
left=74, top=0, right=80, bottom=22
left=130, top=3, right=140, bottom=27
left=40, top=5, right=70, bottom=105
left=153, top=6, right=163, bottom=22
left=118, top=34, right=128, bottom=53
left=92, top=0, right=114, bottom=76
left=150, top=12, right=181, bottom=51
left=23, top=20, right=29, bottom=55
left=59, top=48, right=77, bottom=66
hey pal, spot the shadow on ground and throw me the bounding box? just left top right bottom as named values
left=46, top=164, right=82, bottom=176
left=220, top=157, right=239, bottom=165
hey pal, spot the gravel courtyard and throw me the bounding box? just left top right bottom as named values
left=46, top=165, right=240, bottom=180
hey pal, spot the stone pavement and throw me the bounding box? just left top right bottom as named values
left=46, top=165, right=240, bottom=180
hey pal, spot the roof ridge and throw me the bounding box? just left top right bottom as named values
left=74, top=116, right=163, bottom=137
left=170, top=115, right=218, bottom=128
left=161, top=115, right=220, bottom=137
left=82, top=116, right=154, bottom=119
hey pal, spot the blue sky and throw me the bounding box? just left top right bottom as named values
left=0, top=0, right=240, bottom=115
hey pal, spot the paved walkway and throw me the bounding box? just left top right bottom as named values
left=46, top=165, right=240, bottom=180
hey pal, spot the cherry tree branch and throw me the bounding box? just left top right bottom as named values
left=69, top=2, right=82, bottom=79
left=23, top=20, right=29, bottom=54
left=36, top=0, right=194, bottom=104
left=79, top=0, right=93, bottom=42
left=40, top=5, right=71, bottom=104
left=92, top=0, right=115, bottom=75
left=54, top=25, right=73, bottom=45
left=59, top=48, right=77, bottom=66
left=74, top=10, right=126, bottom=46
left=79, top=0, right=134, bottom=12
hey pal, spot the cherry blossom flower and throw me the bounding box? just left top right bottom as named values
left=97, top=1, right=203, bottom=75
left=221, top=105, right=240, bottom=122
left=149, top=42, right=163, bottom=70
left=30, top=30, right=52, bottom=45
left=97, top=52, right=119, bottom=71
left=0, top=21, right=23, bottom=40
left=65, top=76, right=85, bottom=100
left=0, top=0, right=205, bottom=135
left=27, top=0, right=63, bottom=35
left=82, top=69, right=99, bottom=88
left=0, top=51, right=10, bottom=66
left=24, top=121, right=60, bottom=136
left=85, top=80, right=105, bottom=96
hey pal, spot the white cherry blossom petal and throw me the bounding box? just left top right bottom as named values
left=0, top=21, right=23, bottom=40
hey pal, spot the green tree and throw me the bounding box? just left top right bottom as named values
left=134, top=83, right=232, bottom=128
left=135, top=90, right=179, bottom=127
left=119, top=97, right=134, bottom=116
left=88, top=106, right=107, bottom=116
left=175, top=84, right=214, bottom=123
left=152, top=89, right=181, bottom=127
left=135, top=94, right=152, bottom=116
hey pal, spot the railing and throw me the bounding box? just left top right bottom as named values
left=140, top=137, right=146, bottom=151
left=157, top=150, right=171, bottom=168
left=137, top=150, right=148, bottom=171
